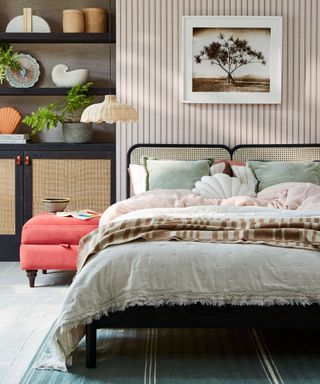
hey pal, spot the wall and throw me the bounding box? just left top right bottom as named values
left=116, top=0, right=320, bottom=200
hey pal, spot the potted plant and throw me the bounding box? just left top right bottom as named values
left=23, top=82, right=93, bottom=143
left=0, top=43, right=21, bottom=84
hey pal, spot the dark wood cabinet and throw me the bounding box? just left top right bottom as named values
left=0, top=143, right=115, bottom=261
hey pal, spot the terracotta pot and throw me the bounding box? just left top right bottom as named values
left=81, top=8, right=108, bottom=33
left=63, top=9, right=85, bottom=33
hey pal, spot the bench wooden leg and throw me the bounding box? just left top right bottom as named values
left=26, top=270, right=38, bottom=288
left=86, top=323, right=97, bottom=368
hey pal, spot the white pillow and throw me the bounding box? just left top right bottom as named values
left=129, top=161, right=226, bottom=195
left=128, top=164, right=147, bottom=195
left=193, top=173, right=256, bottom=199
left=230, top=165, right=258, bottom=192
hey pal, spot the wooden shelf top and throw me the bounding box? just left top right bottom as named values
left=0, top=87, right=115, bottom=96
left=0, top=33, right=115, bottom=44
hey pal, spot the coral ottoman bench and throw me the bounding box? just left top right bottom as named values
left=20, top=214, right=99, bottom=287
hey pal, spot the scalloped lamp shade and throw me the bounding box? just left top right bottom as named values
left=80, top=95, right=139, bottom=124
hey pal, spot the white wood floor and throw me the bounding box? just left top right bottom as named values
left=0, top=262, right=74, bottom=384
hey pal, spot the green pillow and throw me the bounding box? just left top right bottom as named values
left=143, top=158, right=213, bottom=190
left=247, top=160, right=320, bottom=191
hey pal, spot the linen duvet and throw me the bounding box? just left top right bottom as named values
left=37, top=183, right=320, bottom=371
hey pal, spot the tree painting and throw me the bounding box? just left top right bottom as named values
left=195, top=33, right=266, bottom=84
left=193, top=28, right=270, bottom=93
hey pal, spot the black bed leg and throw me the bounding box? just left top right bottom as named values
left=86, top=323, right=97, bottom=368
left=26, top=270, right=37, bottom=288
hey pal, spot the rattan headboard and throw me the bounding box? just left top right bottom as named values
left=232, top=144, right=320, bottom=162
left=128, top=144, right=231, bottom=165
left=127, top=144, right=231, bottom=197
left=127, top=144, right=320, bottom=197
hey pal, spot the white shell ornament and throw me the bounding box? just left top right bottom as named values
left=6, top=15, right=51, bottom=33
left=192, top=173, right=256, bottom=199
left=5, top=54, right=40, bottom=88
left=51, top=64, right=89, bottom=88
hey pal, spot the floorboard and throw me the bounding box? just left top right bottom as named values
left=0, top=262, right=74, bottom=384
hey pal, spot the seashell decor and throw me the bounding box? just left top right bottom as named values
left=192, top=173, right=256, bottom=200
left=6, top=54, right=40, bottom=88
left=0, top=107, right=22, bottom=134
left=6, top=15, right=51, bottom=33
left=51, top=64, right=89, bottom=88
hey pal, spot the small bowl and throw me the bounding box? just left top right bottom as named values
left=42, top=198, right=70, bottom=213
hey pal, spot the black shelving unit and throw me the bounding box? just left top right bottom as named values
left=0, top=32, right=115, bottom=44
left=0, top=87, right=115, bottom=96
left=0, top=31, right=115, bottom=96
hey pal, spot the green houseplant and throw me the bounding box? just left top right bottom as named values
left=23, top=82, right=93, bottom=143
left=0, top=43, right=21, bottom=84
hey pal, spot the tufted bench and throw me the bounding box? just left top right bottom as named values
left=20, top=214, right=99, bottom=287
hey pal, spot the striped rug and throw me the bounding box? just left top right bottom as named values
left=21, top=328, right=320, bottom=384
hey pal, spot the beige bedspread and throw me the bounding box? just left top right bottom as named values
left=78, top=214, right=320, bottom=272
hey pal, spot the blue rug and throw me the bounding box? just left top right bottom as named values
left=20, top=327, right=320, bottom=383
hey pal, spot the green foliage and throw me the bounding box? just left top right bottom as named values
left=22, top=83, right=93, bottom=135
left=22, top=105, right=64, bottom=135
left=0, top=43, right=21, bottom=84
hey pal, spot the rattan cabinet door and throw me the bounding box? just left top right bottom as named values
left=24, top=151, right=115, bottom=219
left=0, top=151, right=24, bottom=260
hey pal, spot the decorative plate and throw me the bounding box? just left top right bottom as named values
left=6, top=15, right=51, bottom=33
left=5, top=54, right=40, bottom=88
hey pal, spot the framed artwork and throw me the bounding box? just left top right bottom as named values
left=182, top=16, right=282, bottom=104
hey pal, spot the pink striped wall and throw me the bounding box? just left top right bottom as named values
left=116, top=0, right=320, bottom=200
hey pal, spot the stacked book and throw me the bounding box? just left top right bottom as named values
left=0, top=134, right=31, bottom=144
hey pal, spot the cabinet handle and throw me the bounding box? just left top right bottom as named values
left=16, top=156, right=22, bottom=165
left=25, top=155, right=30, bottom=166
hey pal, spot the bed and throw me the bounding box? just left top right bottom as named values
left=36, top=144, right=320, bottom=371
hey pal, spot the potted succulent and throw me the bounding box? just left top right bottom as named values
left=23, top=82, right=93, bottom=143
left=0, top=43, right=21, bottom=84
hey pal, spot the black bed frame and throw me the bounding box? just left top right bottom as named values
left=85, top=144, right=320, bottom=368
left=85, top=304, right=320, bottom=368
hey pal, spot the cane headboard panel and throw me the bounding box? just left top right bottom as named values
left=232, top=145, right=320, bottom=162
left=128, top=144, right=231, bottom=165
left=127, top=144, right=232, bottom=197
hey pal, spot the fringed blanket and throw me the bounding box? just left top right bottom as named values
left=36, top=205, right=320, bottom=372
left=78, top=216, right=320, bottom=271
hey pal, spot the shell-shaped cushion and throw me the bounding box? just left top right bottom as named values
left=0, top=107, right=21, bottom=134
left=192, top=173, right=256, bottom=199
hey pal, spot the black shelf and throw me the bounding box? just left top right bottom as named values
left=0, top=87, right=115, bottom=96
left=0, top=33, right=115, bottom=44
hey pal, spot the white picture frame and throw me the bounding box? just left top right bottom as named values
left=182, top=16, right=282, bottom=104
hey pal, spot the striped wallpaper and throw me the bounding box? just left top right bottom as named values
left=116, top=0, right=320, bottom=200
